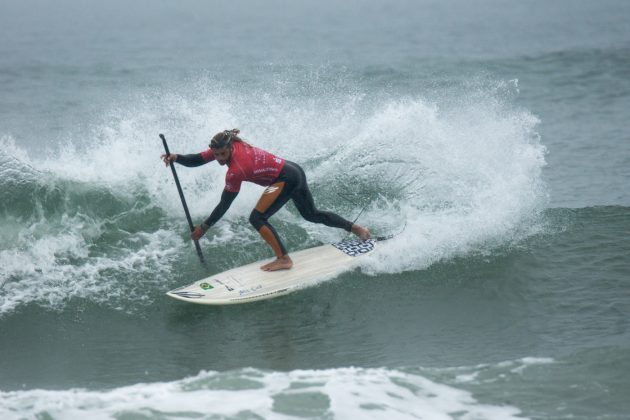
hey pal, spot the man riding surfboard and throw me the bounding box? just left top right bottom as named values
left=161, top=129, right=371, bottom=272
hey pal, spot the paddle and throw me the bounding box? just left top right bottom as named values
left=160, top=133, right=207, bottom=267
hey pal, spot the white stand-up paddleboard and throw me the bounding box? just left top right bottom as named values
left=166, top=239, right=376, bottom=305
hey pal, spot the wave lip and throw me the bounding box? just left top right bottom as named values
left=0, top=366, right=525, bottom=420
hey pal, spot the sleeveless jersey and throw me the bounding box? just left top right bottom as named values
left=200, top=142, right=285, bottom=192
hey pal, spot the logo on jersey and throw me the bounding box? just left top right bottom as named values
left=264, top=185, right=280, bottom=194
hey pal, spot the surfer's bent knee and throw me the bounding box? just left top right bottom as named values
left=249, top=209, right=266, bottom=230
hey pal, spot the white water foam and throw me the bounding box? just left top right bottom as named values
left=0, top=366, right=525, bottom=420
left=0, top=135, right=185, bottom=315
left=0, top=223, right=181, bottom=315
left=423, top=357, right=556, bottom=385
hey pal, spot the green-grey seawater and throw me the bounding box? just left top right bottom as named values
left=1, top=0, right=629, bottom=419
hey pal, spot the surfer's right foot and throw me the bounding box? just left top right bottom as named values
left=261, top=255, right=293, bottom=271
left=351, top=224, right=371, bottom=241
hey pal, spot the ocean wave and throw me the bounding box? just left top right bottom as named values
left=0, top=365, right=528, bottom=420
left=0, top=76, right=548, bottom=314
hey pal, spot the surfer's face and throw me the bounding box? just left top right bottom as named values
left=213, top=146, right=231, bottom=165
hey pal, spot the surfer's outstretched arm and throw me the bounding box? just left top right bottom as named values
left=161, top=153, right=211, bottom=167
left=191, top=190, right=238, bottom=240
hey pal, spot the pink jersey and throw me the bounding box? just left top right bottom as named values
left=200, top=142, right=285, bottom=192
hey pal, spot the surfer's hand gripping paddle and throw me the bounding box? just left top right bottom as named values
left=191, top=225, right=207, bottom=241
left=160, top=134, right=207, bottom=267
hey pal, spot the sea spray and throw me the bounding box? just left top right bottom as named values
left=0, top=75, right=546, bottom=314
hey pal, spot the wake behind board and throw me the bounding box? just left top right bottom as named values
left=166, top=239, right=376, bottom=305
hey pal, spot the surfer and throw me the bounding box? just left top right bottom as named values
left=161, top=129, right=371, bottom=271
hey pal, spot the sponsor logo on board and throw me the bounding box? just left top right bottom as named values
left=214, top=279, right=234, bottom=291
left=239, top=284, right=263, bottom=296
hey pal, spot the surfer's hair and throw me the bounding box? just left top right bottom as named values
left=210, top=129, right=250, bottom=149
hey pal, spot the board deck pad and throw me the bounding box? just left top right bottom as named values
left=166, top=239, right=376, bottom=305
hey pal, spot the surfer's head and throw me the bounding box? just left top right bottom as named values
left=210, top=129, right=240, bottom=165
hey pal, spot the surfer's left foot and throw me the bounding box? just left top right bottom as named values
left=351, top=224, right=371, bottom=241
left=261, top=255, right=293, bottom=271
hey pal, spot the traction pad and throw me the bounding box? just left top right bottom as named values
left=332, top=239, right=375, bottom=257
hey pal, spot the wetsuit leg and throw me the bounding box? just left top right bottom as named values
left=250, top=161, right=353, bottom=258
left=249, top=182, right=293, bottom=257
left=288, top=163, right=353, bottom=232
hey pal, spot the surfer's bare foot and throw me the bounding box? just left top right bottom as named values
left=261, top=255, right=293, bottom=271
left=351, top=224, right=371, bottom=241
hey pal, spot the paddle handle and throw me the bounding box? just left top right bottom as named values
left=160, top=134, right=206, bottom=266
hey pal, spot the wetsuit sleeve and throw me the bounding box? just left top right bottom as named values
left=176, top=149, right=215, bottom=167
left=175, top=153, right=207, bottom=167
left=202, top=190, right=239, bottom=228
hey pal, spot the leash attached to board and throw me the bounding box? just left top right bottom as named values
left=160, top=133, right=207, bottom=267
left=337, top=192, right=406, bottom=242
left=374, top=221, right=407, bottom=242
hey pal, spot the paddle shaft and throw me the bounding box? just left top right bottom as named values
left=160, top=134, right=206, bottom=265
